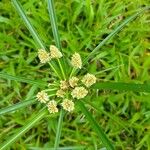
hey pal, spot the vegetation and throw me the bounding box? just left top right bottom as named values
left=0, top=0, right=150, bottom=149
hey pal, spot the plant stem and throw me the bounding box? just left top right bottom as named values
left=57, top=59, right=66, bottom=80
left=48, top=62, right=62, bottom=80
left=69, top=68, right=75, bottom=78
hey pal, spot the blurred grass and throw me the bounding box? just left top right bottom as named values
left=0, top=0, right=150, bottom=149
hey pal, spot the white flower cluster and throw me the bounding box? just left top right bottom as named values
left=36, top=46, right=97, bottom=114
left=38, top=45, right=62, bottom=63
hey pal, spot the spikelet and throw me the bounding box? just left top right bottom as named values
left=36, top=91, right=49, bottom=103
left=71, top=86, right=88, bottom=99
left=69, top=76, right=79, bottom=88
left=50, top=45, right=62, bottom=59
left=82, top=73, right=96, bottom=87
left=56, top=89, right=65, bottom=98
left=47, top=100, right=58, bottom=113
left=71, top=53, right=82, bottom=69
left=38, top=49, right=50, bottom=63
left=60, top=80, right=69, bottom=90
left=61, top=99, right=74, bottom=112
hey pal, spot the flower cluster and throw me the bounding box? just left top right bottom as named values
left=38, top=45, right=63, bottom=63
left=36, top=45, right=96, bottom=114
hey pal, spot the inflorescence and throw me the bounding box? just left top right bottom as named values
left=36, top=45, right=96, bottom=114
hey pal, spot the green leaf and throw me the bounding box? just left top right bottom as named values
left=12, top=0, right=62, bottom=78
left=93, top=82, right=150, bottom=93
left=83, top=7, right=150, bottom=64
left=77, top=101, right=115, bottom=150
left=47, top=1, right=65, bottom=149
left=47, top=0, right=66, bottom=80
left=0, top=107, right=47, bottom=150
left=54, top=109, right=65, bottom=150
left=0, top=98, right=35, bottom=115
left=47, top=0, right=61, bottom=49
left=29, top=146, right=85, bottom=150
left=0, top=72, right=46, bottom=86
left=12, top=0, right=45, bottom=49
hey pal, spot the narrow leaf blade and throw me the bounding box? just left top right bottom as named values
left=47, top=0, right=61, bottom=49
left=93, top=82, right=150, bottom=93
left=0, top=108, right=47, bottom=150
left=83, top=7, right=150, bottom=64
left=12, top=0, right=45, bottom=49
left=54, top=109, right=65, bottom=149
left=0, top=72, right=46, bottom=86
left=77, top=101, right=115, bottom=150
left=0, top=98, right=35, bottom=115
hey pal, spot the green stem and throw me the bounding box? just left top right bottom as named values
left=44, top=88, right=58, bottom=92
left=69, top=68, right=75, bottom=78
left=48, top=62, right=62, bottom=80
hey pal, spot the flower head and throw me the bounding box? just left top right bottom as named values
left=82, top=73, right=96, bottom=87
left=47, top=100, right=58, bottom=113
left=56, top=89, right=65, bottom=98
left=36, top=91, right=49, bottom=103
left=61, top=99, right=74, bottom=112
left=38, top=49, right=50, bottom=63
left=71, top=86, right=88, bottom=99
left=71, top=53, right=82, bottom=69
left=50, top=45, right=62, bottom=59
left=69, top=76, right=79, bottom=88
left=60, top=80, right=69, bottom=90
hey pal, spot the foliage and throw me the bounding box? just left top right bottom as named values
left=0, top=0, right=150, bottom=149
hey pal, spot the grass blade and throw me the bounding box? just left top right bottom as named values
left=47, top=0, right=66, bottom=80
left=0, top=98, right=35, bottom=115
left=47, top=0, right=61, bottom=49
left=54, top=109, right=65, bottom=150
left=47, top=1, right=65, bottom=148
left=0, top=107, right=47, bottom=150
left=0, top=72, right=46, bottom=86
left=12, top=0, right=45, bottom=49
left=83, top=7, right=150, bottom=64
left=29, top=146, right=85, bottom=150
left=12, top=0, right=63, bottom=78
left=77, top=101, right=115, bottom=150
left=93, top=82, right=150, bottom=93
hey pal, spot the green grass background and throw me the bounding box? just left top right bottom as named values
left=0, top=0, right=150, bottom=149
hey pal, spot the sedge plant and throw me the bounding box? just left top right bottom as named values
left=0, top=0, right=150, bottom=150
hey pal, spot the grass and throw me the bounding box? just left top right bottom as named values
left=0, top=0, right=150, bottom=149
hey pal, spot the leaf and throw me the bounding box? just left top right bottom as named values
left=29, top=146, right=85, bottom=150
left=0, top=98, right=35, bottom=115
left=47, top=0, right=61, bottom=49
left=93, top=82, right=150, bottom=93
left=12, top=0, right=45, bottom=49
left=0, top=107, right=47, bottom=150
left=83, top=7, right=150, bottom=64
left=0, top=72, right=46, bottom=86
left=47, top=0, right=66, bottom=80
left=12, top=0, right=62, bottom=78
left=47, top=1, right=65, bottom=149
left=77, top=101, right=115, bottom=150
left=54, top=109, right=65, bottom=150
left=84, top=100, right=130, bottom=133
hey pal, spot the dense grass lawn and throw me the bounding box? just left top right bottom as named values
left=0, top=0, right=150, bottom=149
